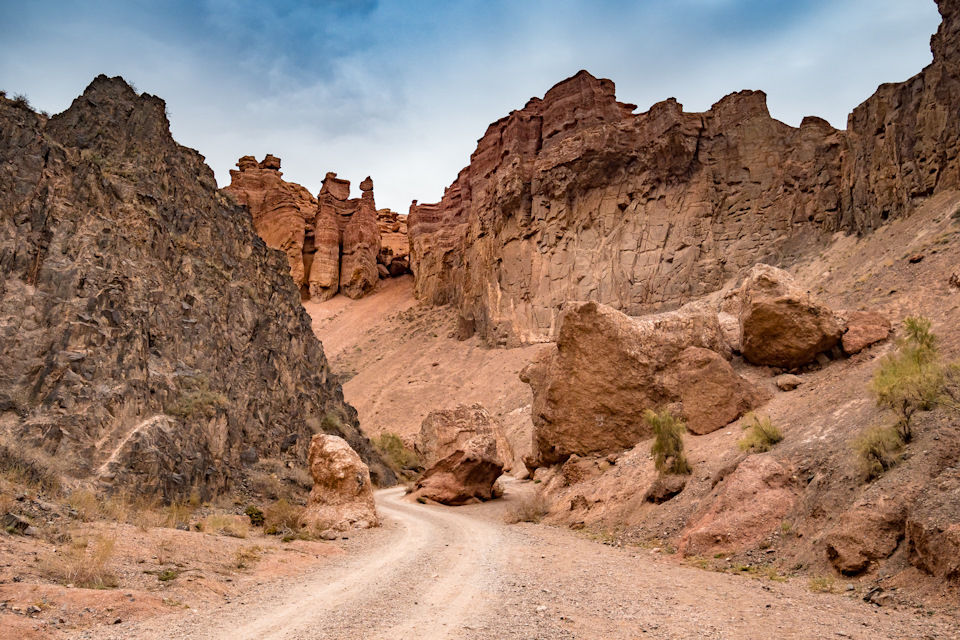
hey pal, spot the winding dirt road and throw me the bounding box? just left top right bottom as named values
left=79, top=486, right=959, bottom=640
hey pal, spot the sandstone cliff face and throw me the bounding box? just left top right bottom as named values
left=227, top=163, right=408, bottom=302
left=409, top=1, right=960, bottom=346
left=0, top=76, right=394, bottom=498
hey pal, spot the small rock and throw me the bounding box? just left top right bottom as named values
left=26, top=605, right=41, bottom=615
left=907, top=253, right=924, bottom=263
left=775, top=374, right=802, bottom=391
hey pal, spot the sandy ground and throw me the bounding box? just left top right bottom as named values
left=64, top=484, right=960, bottom=640
left=304, top=276, right=545, bottom=473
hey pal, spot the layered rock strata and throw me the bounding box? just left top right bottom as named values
left=409, top=0, right=960, bottom=346
left=0, top=77, right=393, bottom=498
left=226, top=162, right=410, bottom=302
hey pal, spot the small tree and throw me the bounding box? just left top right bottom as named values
left=647, top=408, right=691, bottom=475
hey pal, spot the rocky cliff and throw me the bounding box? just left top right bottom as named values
left=226, top=161, right=410, bottom=302
left=409, top=0, right=960, bottom=346
left=0, top=76, right=394, bottom=498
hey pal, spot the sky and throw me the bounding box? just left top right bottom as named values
left=0, top=0, right=943, bottom=213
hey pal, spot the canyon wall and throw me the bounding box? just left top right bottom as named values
left=226, top=161, right=410, bottom=302
left=409, top=0, right=960, bottom=346
left=0, top=76, right=394, bottom=498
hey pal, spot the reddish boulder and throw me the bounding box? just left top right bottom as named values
left=906, top=469, right=960, bottom=581
left=840, top=310, right=891, bottom=355
left=737, top=264, right=842, bottom=368
left=415, top=403, right=514, bottom=472
left=411, top=434, right=504, bottom=505
left=824, top=500, right=907, bottom=575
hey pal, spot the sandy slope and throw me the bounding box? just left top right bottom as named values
left=74, top=485, right=959, bottom=640
left=304, top=277, right=545, bottom=473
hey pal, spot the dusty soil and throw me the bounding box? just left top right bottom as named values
left=304, top=276, right=546, bottom=473
left=60, top=485, right=960, bottom=640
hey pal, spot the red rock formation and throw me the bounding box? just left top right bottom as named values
left=223, top=155, right=317, bottom=291
left=227, top=163, right=405, bottom=301
left=409, top=1, right=960, bottom=346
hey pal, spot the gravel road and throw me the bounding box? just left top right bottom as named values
left=74, top=485, right=960, bottom=640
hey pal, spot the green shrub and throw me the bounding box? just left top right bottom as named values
left=245, top=505, right=265, bottom=526
left=164, top=377, right=227, bottom=420
left=647, top=409, right=692, bottom=475
left=371, top=432, right=419, bottom=472
left=738, top=414, right=784, bottom=453
left=263, top=498, right=304, bottom=535
left=855, top=425, right=904, bottom=480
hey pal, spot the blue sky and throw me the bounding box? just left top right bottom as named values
left=0, top=0, right=942, bottom=212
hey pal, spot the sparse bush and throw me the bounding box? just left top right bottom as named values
left=808, top=575, right=838, bottom=594
left=164, top=377, right=227, bottom=419
left=871, top=316, right=943, bottom=441
left=504, top=489, right=550, bottom=524
left=200, top=514, right=249, bottom=538
left=321, top=412, right=343, bottom=433
left=0, top=439, right=63, bottom=496
left=371, top=432, right=419, bottom=473
left=245, top=505, right=265, bottom=526
left=68, top=489, right=102, bottom=522
left=855, top=426, right=904, bottom=480
left=263, top=498, right=304, bottom=535
left=738, top=414, right=784, bottom=453
left=12, top=93, right=31, bottom=110
left=234, top=545, right=262, bottom=569
left=647, top=409, right=692, bottom=475
left=44, top=535, right=118, bottom=589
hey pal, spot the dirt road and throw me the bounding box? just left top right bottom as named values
left=77, top=486, right=959, bottom=640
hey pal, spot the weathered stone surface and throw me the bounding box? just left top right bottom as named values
left=824, top=501, right=907, bottom=575
left=660, top=347, right=757, bottom=435
left=407, top=2, right=960, bottom=346
left=644, top=475, right=687, bottom=504
left=223, top=155, right=317, bottom=292
left=0, top=76, right=393, bottom=498
left=339, top=176, right=381, bottom=299
left=841, top=310, right=891, bottom=355
left=415, top=403, right=514, bottom=472
left=775, top=374, right=803, bottom=391
left=679, top=456, right=796, bottom=557
left=737, top=264, right=842, bottom=368
left=411, top=434, right=504, bottom=505
left=906, top=469, right=960, bottom=581
left=521, top=301, right=748, bottom=466
left=301, top=434, right=378, bottom=531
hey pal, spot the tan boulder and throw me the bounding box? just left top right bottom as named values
left=840, top=310, right=891, bottom=355
left=411, top=434, right=504, bottom=505
left=415, top=403, right=514, bottom=472
left=301, top=434, right=378, bottom=531
left=521, top=301, right=747, bottom=466
left=738, top=264, right=843, bottom=368
left=660, top=347, right=757, bottom=435
left=678, top=456, right=796, bottom=557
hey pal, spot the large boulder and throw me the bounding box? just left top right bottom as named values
left=824, top=500, right=907, bottom=575
left=678, top=456, right=796, bottom=557
left=411, top=434, right=504, bottom=505
left=906, top=469, right=960, bottom=581
left=737, top=264, right=843, bottom=368
left=415, top=403, right=514, bottom=472
left=301, top=435, right=378, bottom=531
left=521, top=301, right=752, bottom=466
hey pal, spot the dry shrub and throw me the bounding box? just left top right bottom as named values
left=738, top=414, right=784, bottom=453
left=234, top=545, right=262, bottom=569
left=201, top=514, right=249, bottom=538
left=249, top=469, right=284, bottom=500
left=263, top=498, right=305, bottom=535
left=0, top=490, right=14, bottom=515
left=808, top=575, right=838, bottom=594
left=68, top=489, right=102, bottom=522
left=0, top=438, right=62, bottom=496
left=855, top=426, right=904, bottom=481
left=164, top=377, right=227, bottom=419
left=45, top=535, right=118, bottom=589
left=647, top=408, right=692, bottom=475
left=371, top=432, right=419, bottom=473
left=504, top=489, right=550, bottom=524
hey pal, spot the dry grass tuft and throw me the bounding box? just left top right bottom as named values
left=234, top=545, right=263, bottom=569
left=855, top=426, right=905, bottom=480
left=263, top=498, right=305, bottom=535
left=44, top=535, right=118, bottom=589
left=200, top=514, right=249, bottom=538
left=808, top=575, right=839, bottom=594
left=738, top=414, right=784, bottom=453
left=504, top=489, right=550, bottom=524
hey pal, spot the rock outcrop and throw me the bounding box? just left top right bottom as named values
left=408, top=1, right=960, bottom=346
left=226, top=162, right=409, bottom=301
left=521, top=301, right=755, bottom=466
left=840, top=310, right=891, bottom=355
left=0, top=77, right=394, bottom=498
left=906, top=469, right=960, bottom=581
left=411, top=434, right=504, bottom=505
left=301, top=434, right=378, bottom=531
left=414, top=403, right=514, bottom=472
left=736, top=264, right=843, bottom=368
